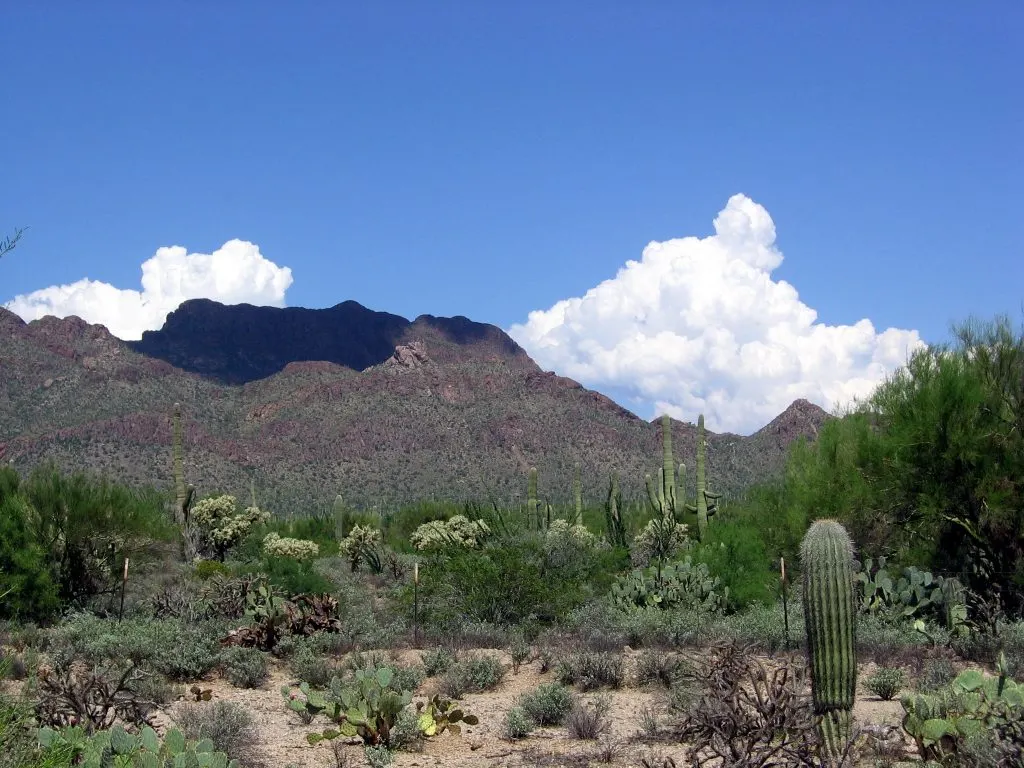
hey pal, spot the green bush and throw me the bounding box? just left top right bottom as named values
left=0, top=491, right=60, bottom=621
left=439, top=653, right=505, bottom=699
left=172, top=700, right=263, bottom=767
left=289, top=641, right=336, bottom=689
left=421, top=647, right=457, bottom=677
left=517, top=683, right=573, bottom=726
left=220, top=647, right=268, bottom=689
left=236, top=554, right=335, bottom=597
left=690, top=517, right=775, bottom=610
left=555, top=652, right=623, bottom=691
left=502, top=706, right=534, bottom=740
left=864, top=666, right=905, bottom=700
left=15, top=464, right=175, bottom=607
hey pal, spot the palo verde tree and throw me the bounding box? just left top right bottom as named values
left=784, top=314, right=1024, bottom=615
left=1, top=227, right=24, bottom=259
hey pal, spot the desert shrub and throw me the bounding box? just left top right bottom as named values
left=503, top=706, right=534, bottom=740
left=439, top=652, right=505, bottom=698
left=413, top=535, right=617, bottom=629
left=619, top=605, right=714, bottom=647
left=690, top=517, right=776, bottom=610
left=517, top=683, right=573, bottom=726
left=175, top=700, right=266, bottom=767
left=236, top=554, right=335, bottom=597
left=508, top=636, right=531, bottom=673
left=856, top=612, right=932, bottom=664
left=0, top=493, right=61, bottom=621
left=556, top=652, right=623, bottom=691
left=864, top=666, right=905, bottom=700
left=388, top=707, right=424, bottom=753
left=446, top=620, right=512, bottom=649
left=711, top=599, right=804, bottom=652
left=154, top=622, right=223, bottom=681
left=289, top=641, right=336, bottom=688
left=633, top=651, right=688, bottom=688
left=364, top=745, right=393, bottom=767
left=46, top=613, right=221, bottom=681
left=221, top=646, right=268, bottom=689
left=421, top=647, right=457, bottom=677
left=566, top=696, right=611, bottom=740
left=193, top=560, right=231, bottom=580
left=914, top=657, right=957, bottom=692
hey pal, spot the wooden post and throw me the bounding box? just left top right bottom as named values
left=413, top=562, right=420, bottom=649
left=780, top=556, right=790, bottom=650
left=118, top=557, right=130, bottom=623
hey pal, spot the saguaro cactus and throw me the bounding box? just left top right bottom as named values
left=527, top=467, right=538, bottom=530
left=172, top=403, right=197, bottom=560
left=573, top=462, right=583, bottom=526
left=645, top=414, right=680, bottom=520
left=686, top=414, right=720, bottom=541
left=605, top=472, right=627, bottom=548
left=172, top=403, right=186, bottom=526
left=801, top=519, right=857, bottom=764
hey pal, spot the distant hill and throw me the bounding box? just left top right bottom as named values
left=0, top=300, right=830, bottom=513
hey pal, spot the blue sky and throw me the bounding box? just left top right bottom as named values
left=2, top=3, right=1021, bottom=433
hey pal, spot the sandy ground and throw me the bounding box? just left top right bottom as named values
left=148, top=649, right=914, bottom=768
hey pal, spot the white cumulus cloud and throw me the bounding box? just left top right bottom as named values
left=4, top=239, right=293, bottom=340
left=507, top=194, right=925, bottom=435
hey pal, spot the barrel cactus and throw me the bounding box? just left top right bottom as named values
left=801, top=519, right=857, bottom=764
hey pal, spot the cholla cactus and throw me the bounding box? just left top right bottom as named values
left=263, top=532, right=320, bottom=560
left=339, top=525, right=383, bottom=572
left=190, top=495, right=270, bottom=561
left=410, top=515, right=491, bottom=551
left=632, top=517, right=690, bottom=568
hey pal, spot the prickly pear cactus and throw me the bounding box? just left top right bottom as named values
left=801, top=519, right=857, bottom=765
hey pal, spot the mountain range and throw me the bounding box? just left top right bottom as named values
left=0, top=299, right=829, bottom=514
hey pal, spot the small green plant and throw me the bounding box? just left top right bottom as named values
left=865, top=667, right=906, bottom=701
left=364, top=744, right=393, bottom=767
left=502, top=706, right=534, bottom=740
left=508, top=638, right=531, bottom=674
left=220, top=647, right=268, bottom=689
left=517, top=683, right=574, bottom=726
left=567, top=696, right=611, bottom=740
left=421, top=647, right=457, bottom=677
left=439, top=653, right=505, bottom=699
left=555, top=652, right=623, bottom=691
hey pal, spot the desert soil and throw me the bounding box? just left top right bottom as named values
left=152, top=649, right=912, bottom=768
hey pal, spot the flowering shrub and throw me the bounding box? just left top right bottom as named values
left=338, top=525, right=383, bottom=572
left=191, top=496, right=270, bottom=560
left=632, top=518, right=690, bottom=567
left=263, top=533, right=320, bottom=561
left=410, top=515, right=491, bottom=551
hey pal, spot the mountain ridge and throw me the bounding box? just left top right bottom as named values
left=0, top=301, right=830, bottom=511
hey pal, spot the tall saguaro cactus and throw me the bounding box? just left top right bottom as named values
left=801, top=519, right=858, bottom=764
left=573, top=462, right=583, bottom=526
left=527, top=467, right=539, bottom=530
left=172, top=403, right=197, bottom=560
left=686, top=414, right=721, bottom=541
left=646, top=414, right=680, bottom=520
left=605, top=472, right=627, bottom=548
left=172, top=403, right=186, bottom=525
